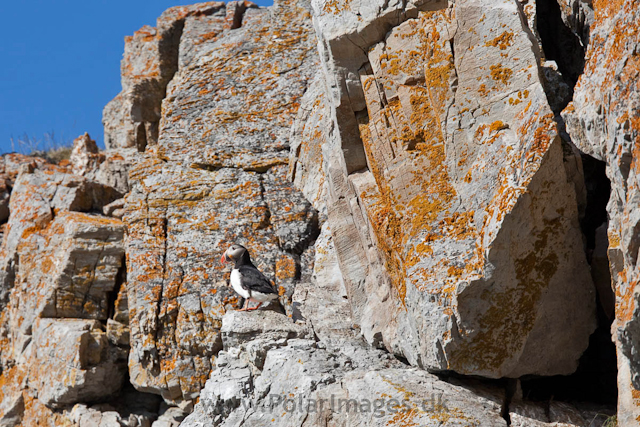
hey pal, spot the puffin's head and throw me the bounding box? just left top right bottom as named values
left=221, top=243, right=248, bottom=264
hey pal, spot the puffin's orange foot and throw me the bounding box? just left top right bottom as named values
left=245, top=302, right=263, bottom=311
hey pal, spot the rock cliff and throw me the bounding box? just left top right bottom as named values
left=0, top=0, right=637, bottom=426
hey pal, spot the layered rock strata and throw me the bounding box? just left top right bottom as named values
left=103, top=2, right=256, bottom=151
left=120, top=0, right=320, bottom=405
left=0, top=154, right=130, bottom=426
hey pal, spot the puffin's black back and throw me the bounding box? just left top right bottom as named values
left=237, top=264, right=277, bottom=295
left=233, top=246, right=277, bottom=295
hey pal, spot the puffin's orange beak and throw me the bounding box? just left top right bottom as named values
left=220, top=253, right=226, bottom=264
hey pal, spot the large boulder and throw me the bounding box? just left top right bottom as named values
left=295, top=0, right=596, bottom=378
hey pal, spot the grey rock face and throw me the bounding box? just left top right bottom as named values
left=300, top=0, right=595, bottom=379
left=0, top=164, right=121, bottom=311
left=0, top=154, right=131, bottom=424
left=29, top=319, right=125, bottom=408
left=288, top=71, right=331, bottom=216
left=121, top=0, right=320, bottom=405
left=292, top=222, right=358, bottom=346
left=103, top=2, right=235, bottom=151
left=183, top=289, right=595, bottom=427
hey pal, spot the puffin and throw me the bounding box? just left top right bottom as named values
left=220, top=243, right=279, bottom=311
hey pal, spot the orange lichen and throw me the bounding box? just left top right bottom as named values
left=490, top=64, right=513, bottom=85
left=485, top=31, right=514, bottom=50
left=322, top=0, right=352, bottom=15
left=489, top=121, right=508, bottom=133
left=275, top=257, right=297, bottom=281
left=197, top=30, right=221, bottom=44
left=354, top=10, right=486, bottom=308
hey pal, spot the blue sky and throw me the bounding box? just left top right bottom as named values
left=0, top=1, right=272, bottom=154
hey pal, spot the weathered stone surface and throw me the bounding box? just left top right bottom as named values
left=70, top=132, right=137, bottom=195
left=152, top=404, right=187, bottom=427
left=103, top=1, right=249, bottom=151
left=0, top=356, right=156, bottom=426
left=24, top=212, right=124, bottom=319
left=71, top=133, right=102, bottom=176
left=92, top=149, right=136, bottom=196
left=541, top=60, right=573, bottom=113
left=28, top=318, right=125, bottom=408
left=124, top=162, right=315, bottom=403
left=510, top=400, right=590, bottom=426
left=0, top=154, right=130, bottom=424
left=244, top=348, right=506, bottom=427
left=0, top=210, right=124, bottom=367
left=288, top=71, right=331, bottom=215
left=68, top=402, right=157, bottom=427
left=561, top=0, right=640, bottom=421
left=18, top=394, right=74, bottom=427
left=122, top=0, right=319, bottom=404
left=0, top=365, right=27, bottom=427
left=38, top=384, right=162, bottom=427
left=185, top=288, right=605, bottom=427
left=292, top=222, right=358, bottom=346
left=177, top=1, right=259, bottom=70
left=68, top=405, right=128, bottom=427
left=189, top=350, right=254, bottom=424
left=0, top=165, right=121, bottom=310
left=221, top=310, right=310, bottom=350
left=0, top=153, right=47, bottom=224
left=303, top=0, right=595, bottom=379
left=107, top=319, right=130, bottom=347
left=183, top=310, right=511, bottom=427
left=156, top=8, right=316, bottom=169
left=592, top=221, right=614, bottom=319
left=617, top=348, right=640, bottom=427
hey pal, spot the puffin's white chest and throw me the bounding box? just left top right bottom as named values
left=230, top=269, right=250, bottom=299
